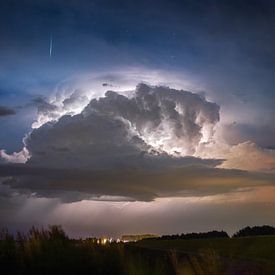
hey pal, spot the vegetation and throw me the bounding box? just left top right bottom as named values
left=233, top=225, right=275, bottom=237
left=0, top=226, right=124, bottom=275
left=1, top=225, right=275, bottom=274
left=155, top=230, right=229, bottom=240
left=121, top=234, right=159, bottom=242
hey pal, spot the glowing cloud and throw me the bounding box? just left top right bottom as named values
left=0, top=83, right=275, bottom=202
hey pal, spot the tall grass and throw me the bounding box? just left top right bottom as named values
left=1, top=226, right=273, bottom=274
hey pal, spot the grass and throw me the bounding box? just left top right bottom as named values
left=133, top=235, right=275, bottom=269
left=1, top=226, right=275, bottom=274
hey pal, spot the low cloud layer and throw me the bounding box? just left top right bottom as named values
left=2, top=161, right=273, bottom=202
left=1, top=181, right=275, bottom=238
left=0, top=106, right=15, bottom=116
left=0, top=83, right=275, bottom=202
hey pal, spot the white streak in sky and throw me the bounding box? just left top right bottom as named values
left=49, top=35, right=53, bottom=58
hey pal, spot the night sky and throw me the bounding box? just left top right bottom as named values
left=0, top=0, right=275, bottom=237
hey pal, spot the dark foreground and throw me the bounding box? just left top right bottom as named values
left=1, top=226, right=275, bottom=275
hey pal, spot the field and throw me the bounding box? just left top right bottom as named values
left=130, top=236, right=275, bottom=274
left=1, top=226, right=275, bottom=274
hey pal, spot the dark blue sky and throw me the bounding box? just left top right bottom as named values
left=1, top=0, right=275, bottom=151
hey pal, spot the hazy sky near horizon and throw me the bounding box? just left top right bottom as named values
left=0, top=0, right=275, bottom=236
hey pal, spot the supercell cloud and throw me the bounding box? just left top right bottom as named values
left=23, top=83, right=221, bottom=168
left=0, top=83, right=275, bottom=201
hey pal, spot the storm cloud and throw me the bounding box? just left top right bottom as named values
left=83, top=83, right=220, bottom=155
left=25, top=83, right=221, bottom=169
left=0, top=84, right=274, bottom=201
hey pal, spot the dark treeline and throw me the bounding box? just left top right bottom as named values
left=145, top=225, right=275, bottom=241
left=154, top=230, right=229, bottom=241
left=233, top=225, right=275, bottom=237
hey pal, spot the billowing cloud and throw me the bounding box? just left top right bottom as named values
left=0, top=106, right=15, bottom=116
left=25, top=83, right=221, bottom=168
left=0, top=83, right=275, bottom=202
left=83, top=83, right=220, bottom=155
left=0, top=148, right=29, bottom=164
left=31, top=89, right=90, bottom=129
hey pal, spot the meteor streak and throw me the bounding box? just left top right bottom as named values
left=49, top=34, right=53, bottom=58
